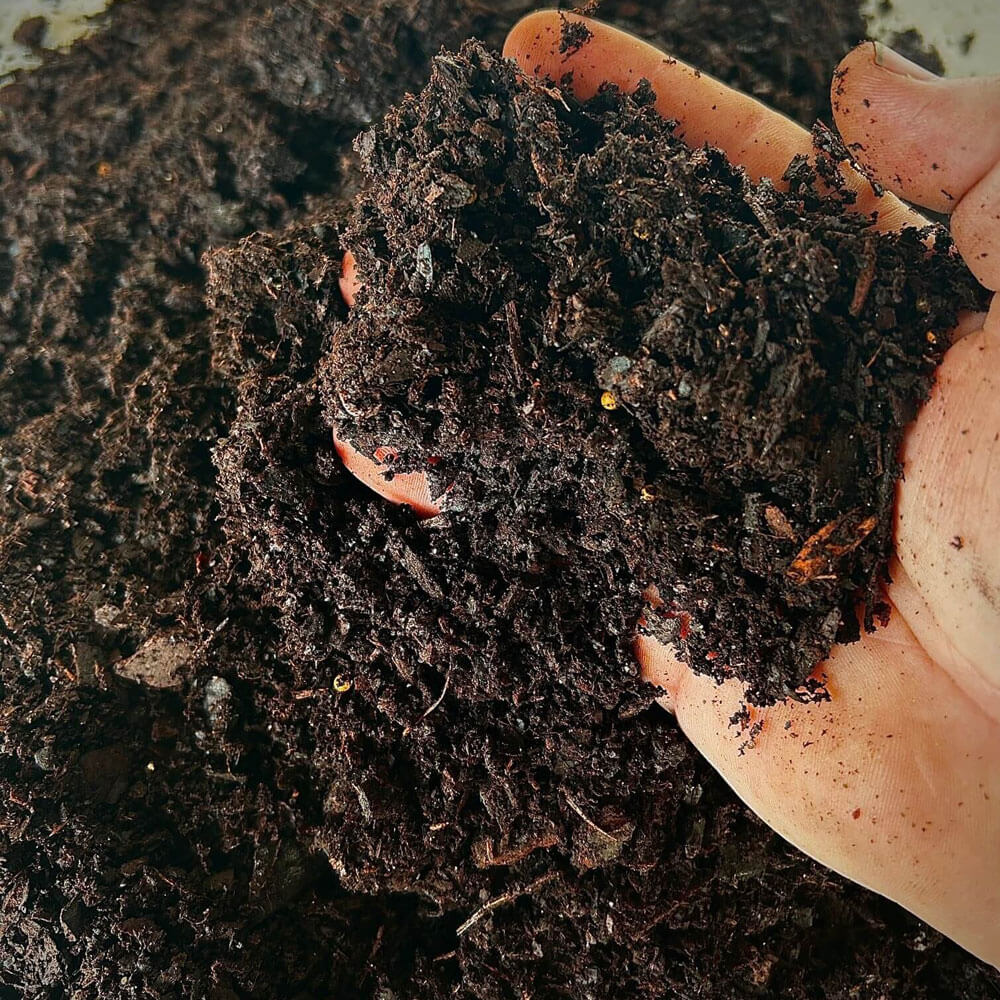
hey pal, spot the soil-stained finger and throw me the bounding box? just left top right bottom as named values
left=832, top=43, right=1000, bottom=218
left=503, top=11, right=921, bottom=230
left=892, top=316, right=1000, bottom=706
left=339, top=249, right=361, bottom=307
left=951, top=159, right=1000, bottom=290
left=333, top=432, right=443, bottom=518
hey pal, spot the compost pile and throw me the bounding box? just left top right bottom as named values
left=1, top=1, right=997, bottom=999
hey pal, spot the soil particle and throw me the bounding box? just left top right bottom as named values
left=115, top=634, right=194, bottom=690
left=13, top=15, right=47, bottom=50
left=559, top=14, right=594, bottom=54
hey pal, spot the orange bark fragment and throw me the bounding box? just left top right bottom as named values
left=786, top=512, right=878, bottom=584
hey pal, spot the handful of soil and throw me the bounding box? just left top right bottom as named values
left=324, top=41, right=981, bottom=702
left=208, top=36, right=985, bottom=962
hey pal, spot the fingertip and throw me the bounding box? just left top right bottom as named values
left=869, top=40, right=939, bottom=81
left=333, top=430, right=443, bottom=519
left=502, top=9, right=562, bottom=64
left=950, top=158, right=1000, bottom=290
left=832, top=42, right=1000, bottom=214
left=635, top=633, right=685, bottom=711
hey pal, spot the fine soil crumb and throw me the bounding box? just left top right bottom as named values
left=560, top=13, right=594, bottom=54
left=2, top=0, right=998, bottom=998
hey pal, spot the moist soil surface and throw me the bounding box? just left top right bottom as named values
left=326, top=44, right=980, bottom=706
left=1, top=2, right=996, bottom=999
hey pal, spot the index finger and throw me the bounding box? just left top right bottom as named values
left=503, top=11, right=922, bottom=231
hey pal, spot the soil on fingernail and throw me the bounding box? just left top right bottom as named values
left=3, top=0, right=994, bottom=998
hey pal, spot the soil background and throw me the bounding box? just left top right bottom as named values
left=0, top=1, right=997, bottom=999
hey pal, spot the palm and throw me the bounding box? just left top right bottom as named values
left=640, top=308, right=1000, bottom=967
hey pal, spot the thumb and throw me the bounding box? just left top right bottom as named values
left=832, top=42, right=1000, bottom=288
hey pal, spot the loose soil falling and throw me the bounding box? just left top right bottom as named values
left=1, top=2, right=995, bottom=999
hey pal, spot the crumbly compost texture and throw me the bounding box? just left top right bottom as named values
left=207, top=37, right=990, bottom=1000
left=2, top=1, right=997, bottom=999
left=327, top=43, right=981, bottom=702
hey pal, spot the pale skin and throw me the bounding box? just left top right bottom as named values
left=337, top=12, right=1000, bottom=968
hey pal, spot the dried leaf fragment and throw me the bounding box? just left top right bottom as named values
left=787, top=512, right=878, bottom=584
left=764, top=504, right=796, bottom=540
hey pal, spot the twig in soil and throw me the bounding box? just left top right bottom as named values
left=367, top=924, right=384, bottom=964
left=865, top=341, right=884, bottom=368
left=206, top=769, right=246, bottom=784
left=786, top=511, right=878, bottom=584
left=505, top=300, right=526, bottom=383
left=390, top=538, right=445, bottom=600
left=352, top=782, right=373, bottom=824
left=742, top=175, right=779, bottom=236
left=850, top=237, right=877, bottom=317
left=358, top=923, right=384, bottom=986
left=562, top=791, right=616, bottom=840
left=420, top=668, right=451, bottom=719
left=455, top=872, right=558, bottom=936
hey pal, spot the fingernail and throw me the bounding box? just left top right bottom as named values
left=872, top=41, right=939, bottom=81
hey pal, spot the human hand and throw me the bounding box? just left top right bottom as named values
left=337, top=12, right=1000, bottom=967
left=502, top=12, right=1000, bottom=968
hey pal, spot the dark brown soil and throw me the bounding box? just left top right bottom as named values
left=323, top=47, right=981, bottom=703
left=1, top=2, right=997, bottom=999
